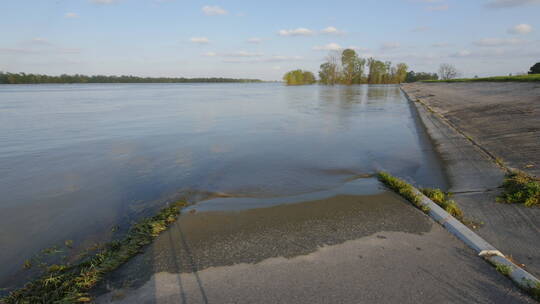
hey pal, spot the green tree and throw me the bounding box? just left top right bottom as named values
left=318, top=52, right=341, bottom=85
left=438, top=63, right=459, bottom=80
left=405, top=71, right=438, bottom=82
left=341, top=49, right=365, bottom=85
left=529, top=62, right=540, bottom=74
left=367, top=58, right=388, bottom=84
left=283, top=69, right=316, bottom=85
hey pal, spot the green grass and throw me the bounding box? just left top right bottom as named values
left=2, top=201, right=187, bottom=304
left=377, top=172, right=427, bottom=213
left=420, top=188, right=465, bottom=222
left=525, top=280, right=540, bottom=301
left=495, top=263, right=512, bottom=276
left=423, top=74, right=540, bottom=83
left=497, top=171, right=540, bottom=207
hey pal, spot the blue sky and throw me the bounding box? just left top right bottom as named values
left=1, top=0, right=539, bottom=80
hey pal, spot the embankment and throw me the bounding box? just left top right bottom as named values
left=402, top=82, right=540, bottom=278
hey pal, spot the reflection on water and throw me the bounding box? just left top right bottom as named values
left=0, top=83, right=446, bottom=289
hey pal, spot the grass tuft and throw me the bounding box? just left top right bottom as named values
left=495, top=264, right=512, bottom=276
left=420, top=188, right=465, bottom=221
left=497, top=171, right=540, bottom=207
left=2, top=201, right=187, bottom=304
left=377, top=172, right=426, bottom=212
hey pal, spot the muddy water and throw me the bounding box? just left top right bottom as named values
left=0, top=83, right=447, bottom=290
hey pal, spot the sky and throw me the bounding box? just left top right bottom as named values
left=0, top=0, right=539, bottom=80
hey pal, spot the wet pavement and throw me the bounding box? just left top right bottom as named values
left=95, top=179, right=533, bottom=303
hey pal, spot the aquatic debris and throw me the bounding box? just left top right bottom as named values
left=2, top=201, right=186, bottom=304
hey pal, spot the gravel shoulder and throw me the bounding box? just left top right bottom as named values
left=402, top=82, right=540, bottom=278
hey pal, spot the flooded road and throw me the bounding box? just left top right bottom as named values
left=0, top=83, right=447, bottom=290
left=95, top=184, right=531, bottom=304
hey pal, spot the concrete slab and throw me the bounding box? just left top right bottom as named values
left=402, top=83, right=540, bottom=279
left=402, top=82, right=540, bottom=178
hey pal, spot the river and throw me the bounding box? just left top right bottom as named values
left=0, top=83, right=447, bottom=290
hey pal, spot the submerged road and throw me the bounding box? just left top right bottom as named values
left=95, top=180, right=532, bottom=303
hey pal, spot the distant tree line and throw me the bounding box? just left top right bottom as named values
left=0, top=72, right=262, bottom=84
left=318, top=49, right=409, bottom=85
left=283, top=69, right=316, bottom=85
left=284, top=49, right=413, bottom=86
left=405, top=71, right=438, bottom=82
left=529, top=62, right=540, bottom=74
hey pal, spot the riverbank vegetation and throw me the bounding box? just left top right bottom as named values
left=377, top=172, right=472, bottom=226
left=319, top=49, right=409, bottom=85
left=0, top=72, right=262, bottom=84
left=405, top=71, right=439, bottom=82
left=377, top=172, right=428, bottom=213
left=420, top=188, right=464, bottom=221
left=283, top=69, right=316, bottom=85
left=1, top=201, right=187, bottom=303
left=497, top=171, right=540, bottom=207
left=283, top=49, right=410, bottom=85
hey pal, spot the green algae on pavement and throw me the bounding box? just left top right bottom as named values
left=2, top=201, right=187, bottom=304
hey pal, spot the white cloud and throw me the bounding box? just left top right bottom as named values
left=508, top=24, right=533, bottom=34
left=278, top=28, right=314, bottom=36
left=272, top=66, right=281, bottom=70
left=380, top=42, right=400, bottom=50
left=427, top=4, right=449, bottom=10
left=190, top=37, right=210, bottom=44
left=313, top=43, right=342, bottom=51
left=203, top=51, right=217, bottom=57
left=90, top=0, right=118, bottom=4
left=485, top=0, right=540, bottom=8
left=223, top=51, right=263, bottom=57
left=202, top=5, right=228, bottom=15
left=321, top=26, right=343, bottom=35
left=65, top=12, right=79, bottom=18
left=247, top=37, right=263, bottom=44
left=473, top=38, right=524, bottom=46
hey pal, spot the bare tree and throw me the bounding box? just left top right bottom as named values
left=438, top=63, right=460, bottom=80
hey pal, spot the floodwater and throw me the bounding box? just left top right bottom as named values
left=0, top=83, right=447, bottom=290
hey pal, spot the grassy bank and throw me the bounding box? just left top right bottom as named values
left=422, top=74, right=540, bottom=83
left=497, top=171, right=540, bottom=207
left=2, top=201, right=187, bottom=303
left=376, top=172, right=428, bottom=213
left=377, top=172, right=468, bottom=224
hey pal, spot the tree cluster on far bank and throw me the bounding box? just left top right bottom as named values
left=529, top=62, right=540, bottom=74
left=283, top=49, right=410, bottom=86
left=405, top=71, right=438, bottom=82
left=0, top=72, right=262, bottom=84
left=282, top=69, right=316, bottom=85
left=318, top=49, right=409, bottom=85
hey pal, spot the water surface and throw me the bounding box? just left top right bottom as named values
left=0, top=83, right=446, bottom=287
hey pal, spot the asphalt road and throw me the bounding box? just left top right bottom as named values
left=95, top=184, right=533, bottom=303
